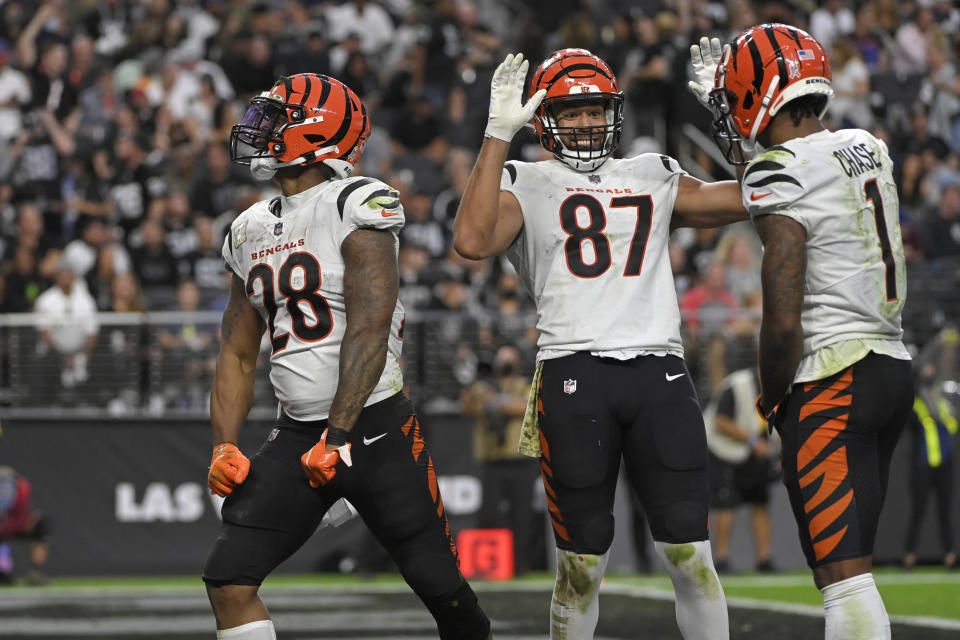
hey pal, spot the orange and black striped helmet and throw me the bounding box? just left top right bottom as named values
left=529, top=48, right=624, bottom=172
left=709, top=24, right=833, bottom=164
left=230, top=73, right=370, bottom=179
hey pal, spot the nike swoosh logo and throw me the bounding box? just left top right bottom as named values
left=665, top=373, right=686, bottom=381
left=749, top=192, right=773, bottom=201
left=362, top=433, right=388, bottom=445
left=381, top=209, right=399, bottom=217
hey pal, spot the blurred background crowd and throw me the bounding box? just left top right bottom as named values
left=0, top=0, right=957, bottom=416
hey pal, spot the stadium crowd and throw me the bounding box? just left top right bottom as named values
left=0, top=0, right=959, bottom=411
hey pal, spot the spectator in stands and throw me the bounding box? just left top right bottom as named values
left=33, top=261, right=99, bottom=392
left=190, top=142, right=249, bottom=220
left=895, top=4, right=936, bottom=75
left=680, top=260, right=738, bottom=339
left=107, top=271, right=147, bottom=313
left=398, top=243, right=433, bottom=311
left=0, top=466, right=50, bottom=586
left=60, top=217, right=131, bottom=290
left=850, top=3, right=887, bottom=72
left=2, top=247, right=49, bottom=313
left=830, top=38, right=874, bottom=130
left=919, top=182, right=960, bottom=259
left=182, top=215, right=225, bottom=306
left=460, top=344, right=545, bottom=575
left=0, top=37, right=30, bottom=144
left=130, top=219, right=179, bottom=306
left=155, top=279, right=216, bottom=409
left=809, top=0, right=855, bottom=53
left=925, top=36, right=960, bottom=153
left=107, top=131, right=158, bottom=239
left=714, top=229, right=761, bottom=306
left=323, top=0, right=395, bottom=69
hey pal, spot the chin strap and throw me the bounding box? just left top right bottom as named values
left=748, top=77, right=780, bottom=147
left=249, top=145, right=341, bottom=181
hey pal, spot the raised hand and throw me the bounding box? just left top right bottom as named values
left=688, top=36, right=724, bottom=110
left=484, top=53, right=547, bottom=142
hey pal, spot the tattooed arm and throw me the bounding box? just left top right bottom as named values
left=210, top=273, right=266, bottom=446
left=755, top=214, right=807, bottom=415
left=326, top=228, right=399, bottom=436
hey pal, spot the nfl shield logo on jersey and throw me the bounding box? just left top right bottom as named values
left=588, top=174, right=601, bottom=184
left=273, top=222, right=283, bottom=236
left=563, top=379, right=577, bottom=394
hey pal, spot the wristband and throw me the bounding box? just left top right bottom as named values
left=213, top=442, right=236, bottom=455
left=324, top=425, right=349, bottom=448
left=746, top=433, right=760, bottom=449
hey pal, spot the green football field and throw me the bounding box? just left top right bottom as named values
left=2, top=566, right=957, bottom=639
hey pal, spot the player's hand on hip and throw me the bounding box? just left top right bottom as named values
left=208, top=442, right=250, bottom=497
left=301, top=428, right=353, bottom=488
left=688, top=36, right=724, bottom=110
left=484, top=53, right=547, bottom=143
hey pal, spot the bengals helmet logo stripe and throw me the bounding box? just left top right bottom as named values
left=709, top=23, right=833, bottom=164
left=230, top=73, right=371, bottom=180
left=529, top=48, right=624, bottom=172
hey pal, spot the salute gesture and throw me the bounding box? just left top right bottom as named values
left=484, top=53, right=547, bottom=142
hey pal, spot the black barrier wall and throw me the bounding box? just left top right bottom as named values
left=0, top=413, right=953, bottom=576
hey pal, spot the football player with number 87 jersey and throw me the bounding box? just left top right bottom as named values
left=455, top=49, right=748, bottom=639
left=202, top=73, right=491, bottom=640
left=694, top=24, right=913, bottom=640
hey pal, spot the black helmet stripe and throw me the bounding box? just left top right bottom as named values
left=746, top=35, right=764, bottom=95
left=313, top=74, right=332, bottom=109
left=785, top=26, right=802, bottom=49
left=764, top=25, right=788, bottom=90
left=324, top=82, right=354, bottom=148
left=542, top=63, right=613, bottom=94
left=338, top=102, right=367, bottom=160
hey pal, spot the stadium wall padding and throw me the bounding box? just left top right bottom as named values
left=0, top=415, right=951, bottom=576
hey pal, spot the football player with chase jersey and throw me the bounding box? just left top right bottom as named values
left=455, top=49, right=749, bottom=640
left=202, top=74, right=491, bottom=640
left=690, top=24, right=913, bottom=639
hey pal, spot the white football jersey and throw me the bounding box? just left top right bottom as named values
left=743, top=129, right=910, bottom=383
left=501, top=154, right=687, bottom=361
left=222, top=177, right=406, bottom=420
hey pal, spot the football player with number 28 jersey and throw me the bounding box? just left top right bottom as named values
left=455, top=49, right=748, bottom=639
left=691, top=24, right=912, bottom=640
left=201, top=74, right=491, bottom=640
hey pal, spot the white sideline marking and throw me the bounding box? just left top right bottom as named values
left=1, top=581, right=958, bottom=635
left=600, top=583, right=960, bottom=631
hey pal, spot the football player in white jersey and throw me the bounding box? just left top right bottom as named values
left=201, top=74, right=491, bottom=640
left=692, top=24, right=913, bottom=639
left=455, top=49, right=748, bottom=640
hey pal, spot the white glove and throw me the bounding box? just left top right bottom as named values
left=484, top=53, right=547, bottom=142
left=688, top=36, right=724, bottom=110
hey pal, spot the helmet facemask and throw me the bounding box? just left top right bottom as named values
left=230, top=94, right=288, bottom=165
left=539, top=94, right=623, bottom=172
left=708, top=87, right=752, bottom=166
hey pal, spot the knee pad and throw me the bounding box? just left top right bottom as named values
left=423, top=579, right=490, bottom=640
left=577, top=512, right=615, bottom=554
left=660, top=500, right=708, bottom=543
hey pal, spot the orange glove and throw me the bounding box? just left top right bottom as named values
left=301, top=428, right=353, bottom=488
left=207, top=442, right=250, bottom=497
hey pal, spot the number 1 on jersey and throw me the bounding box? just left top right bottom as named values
left=559, top=194, right=653, bottom=278
left=864, top=178, right=897, bottom=301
